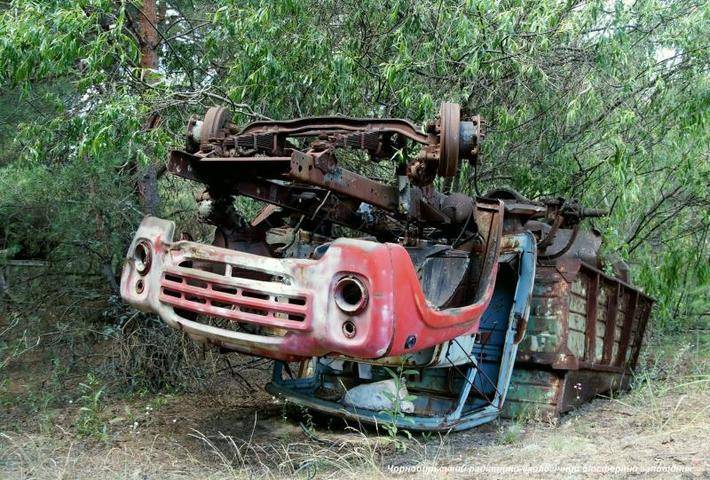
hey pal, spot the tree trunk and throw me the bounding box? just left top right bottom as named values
left=138, top=0, right=158, bottom=70
left=135, top=1, right=160, bottom=216
left=139, top=163, right=160, bottom=216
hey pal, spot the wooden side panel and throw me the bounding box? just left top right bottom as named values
left=501, top=369, right=563, bottom=419
left=612, top=290, right=629, bottom=363
left=595, top=285, right=608, bottom=362
left=519, top=268, right=568, bottom=354
left=568, top=276, right=587, bottom=357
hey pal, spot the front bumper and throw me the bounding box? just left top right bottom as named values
left=120, top=216, right=500, bottom=361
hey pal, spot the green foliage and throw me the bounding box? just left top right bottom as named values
left=498, top=422, right=524, bottom=445
left=0, top=0, right=707, bottom=333
left=0, top=0, right=136, bottom=89
left=379, top=366, right=416, bottom=446
left=75, top=373, right=109, bottom=440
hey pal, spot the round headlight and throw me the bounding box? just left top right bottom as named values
left=333, top=276, right=368, bottom=314
left=134, top=240, right=152, bottom=275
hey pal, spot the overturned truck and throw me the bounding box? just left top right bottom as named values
left=121, top=103, right=653, bottom=431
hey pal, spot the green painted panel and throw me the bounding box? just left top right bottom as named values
left=568, top=329, right=585, bottom=357
left=502, top=369, right=561, bottom=419
left=520, top=314, right=564, bottom=352
left=571, top=277, right=587, bottom=296
left=569, top=311, right=586, bottom=332
left=569, top=294, right=586, bottom=313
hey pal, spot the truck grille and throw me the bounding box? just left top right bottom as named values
left=159, top=265, right=311, bottom=331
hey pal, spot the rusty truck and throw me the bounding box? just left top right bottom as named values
left=120, top=103, right=652, bottom=430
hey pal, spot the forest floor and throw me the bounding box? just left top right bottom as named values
left=1, top=323, right=708, bottom=479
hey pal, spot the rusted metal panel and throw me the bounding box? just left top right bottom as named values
left=121, top=204, right=503, bottom=362
left=584, top=272, right=599, bottom=363
left=497, top=190, right=654, bottom=418
left=501, top=369, right=564, bottom=419
left=288, top=150, right=399, bottom=212
left=267, top=232, right=537, bottom=431
left=508, top=259, right=653, bottom=417
left=518, top=263, right=652, bottom=372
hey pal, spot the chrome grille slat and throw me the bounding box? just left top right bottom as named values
left=159, top=266, right=311, bottom=331
left=164, top=265, right=301, bottom=297
left=161, top=278, right=308, bottom=316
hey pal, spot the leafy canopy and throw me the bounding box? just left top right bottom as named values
left=0, top=0, right=707, bottom=331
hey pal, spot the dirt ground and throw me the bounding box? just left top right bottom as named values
left=1, top=335, right=708, bottom=479
left=1, top=385, right=707, bottom=479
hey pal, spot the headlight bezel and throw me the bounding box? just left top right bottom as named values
left=333, top=274, right=368, bottom=315
left=133, top=240, right=153, bottom=275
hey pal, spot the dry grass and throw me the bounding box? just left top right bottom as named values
left=0, top=416, right=418, bottom=479
left=1, top=313, right=708, bottom=480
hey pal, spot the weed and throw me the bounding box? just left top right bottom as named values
left=74, top=373, right=109, bottom=441
left=613, top=333, right=709, bottom=431
left=0, top=378, right=13, bottom=409
left=379, top=367, right=417, bottom=449
left=498, top=421, right=523, bottom=444
left=0, top=312, right=39, bottom=371
left=298, top=405, right=316, bottom=435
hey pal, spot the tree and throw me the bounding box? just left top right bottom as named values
left=0, top=0, right=707, bottom=331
